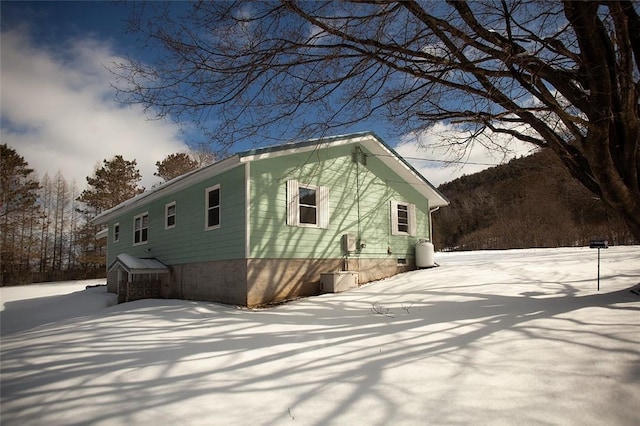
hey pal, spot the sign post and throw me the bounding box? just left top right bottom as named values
left=589, top=240, right=608, bottom=291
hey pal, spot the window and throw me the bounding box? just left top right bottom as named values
left=286, top=180, right=329, bottom=228
left=133, top=212, right=149, bottom=245
left=299, top=186, right=317, bottom=225
left=391, top=201, right=416, bottom=236
left=206, top=185, right=220, bottom=230
left=113, top=223, right=120, bottom=243
left=397, top=204, right=409, bottom=233
left=165, top=202, right=176, bottom=229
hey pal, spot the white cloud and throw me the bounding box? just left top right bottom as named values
left=395, top=122, right=535, bottom=186
left=0, top=27, right=189, bottom=190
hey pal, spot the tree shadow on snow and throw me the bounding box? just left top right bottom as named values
left=1, top=277, right=639, bottom=425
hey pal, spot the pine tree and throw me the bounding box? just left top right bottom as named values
left=76, top=156, right=144, bottom=276
left=0, top=144, right=42, bottom=285
left=78, top=155, right=144, bottom=214
left=155, top=152, right=198, bottom=182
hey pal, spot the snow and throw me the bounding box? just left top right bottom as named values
left=0, top=280, right=116, bottom=335
left=1, top=246, right=639, bottom=425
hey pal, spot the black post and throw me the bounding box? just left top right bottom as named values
left=589, top=239, right=608, bottom=292
left=597, top=247, right=600, bottom=292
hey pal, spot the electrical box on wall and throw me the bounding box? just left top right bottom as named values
left=342, top=233, right=356, bottom=253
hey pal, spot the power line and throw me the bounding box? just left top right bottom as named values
left=374, top=153, right=502, bottom=167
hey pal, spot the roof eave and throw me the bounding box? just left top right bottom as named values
left=93, top=132, right=448, bottom=225
left=359, top=135, right=449, bottom=207
left=240, top=132, right=448, bottom=206
left=93, top=155, right=242, bottom=225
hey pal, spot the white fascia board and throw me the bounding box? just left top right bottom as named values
left=93, top=155, right=242, bottom=225
left=360, top=138, right=450, bottom=208
left=240, top=132, right=449, bottom=208
left=244, top=162, right=251, bottom=259
left=93, top=132, right=447, bottom=226
left=240, top=132, right=448, bottom=207
left=238, top=133, right=374, bottom=162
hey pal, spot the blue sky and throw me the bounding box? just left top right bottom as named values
left=2, top=2, right=131, bottom=45
left=1, top=1, right=191, bottom=189
left=1, top=1, right=529, bottom=189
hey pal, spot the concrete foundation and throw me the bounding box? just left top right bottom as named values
left=246, top=257, right=415, bottom=306
left=246, top=258, right=342, bottom=306
left=353, top=257, right=415, bottom=284
left=105, top=256, right=415, bottom=307
left=172, top=259, right=247, bottom=305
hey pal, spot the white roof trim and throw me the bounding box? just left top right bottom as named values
left=238, top=132, right=448, bottom=207
left=93, top=155, right=242, bottom=225
left=239, top=133, right=373, bottom=162
left=93, top=132, right=448, bottom=225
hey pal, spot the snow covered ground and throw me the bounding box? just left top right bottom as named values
left=1, top=246, right=639, bottom=425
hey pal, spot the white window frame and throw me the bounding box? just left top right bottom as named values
left=298, top=184, right=319, bottom=227
left=165, top=202, right=176, bottom=230
left=286, top=180, right=329, bottom=229
left=205, top=184, right=221, bottom=230
left=133, top=212, right=149, bottom=246
left=113, top=222, right=120, bottom=243
left=390, top=200, right=416, bottom=236
left=397, top=203, right=410, bottom=233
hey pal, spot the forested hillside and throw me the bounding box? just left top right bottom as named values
left=432, top=149, right=637, bottom=251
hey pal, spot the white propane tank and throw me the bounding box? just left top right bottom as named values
left=415, top=239, right=435, bottom=268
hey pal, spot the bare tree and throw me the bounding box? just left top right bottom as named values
left=38, top=173, right=53, bottom=274
left=66, top=179, right=80, bottom=272
left=114, top=1, right=640, bottom=240
left=51, top=171, right=70, bottom=272
left=189, top=144, right=216, bottom=168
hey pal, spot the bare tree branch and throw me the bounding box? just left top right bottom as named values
left=113, top=0, right=640, bottom=240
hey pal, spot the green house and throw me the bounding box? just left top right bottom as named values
left=93, top=132, right=449, bottom=306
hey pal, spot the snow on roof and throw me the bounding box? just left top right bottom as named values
left=108, top=253, right=169, bottom=275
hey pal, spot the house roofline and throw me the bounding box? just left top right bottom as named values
left=93, top=131, right=448, bottom=225
left=239, top=131, right=448, bottom=206
left=93, top=154, right=242, bottom=225
left=238, top=131, right=375, bottom=160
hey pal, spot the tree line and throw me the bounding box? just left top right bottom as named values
left=0, top=144, right=211, bottom=286
left=433, top=148, right=637, bottom=251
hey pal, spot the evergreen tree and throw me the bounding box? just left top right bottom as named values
left=155, top=152, right=198, bottom=182
left=78, top=155, right=144, bottom=214
left=0, top=144, right=42, bottom=285
left=76, top=155, right=144, bottom=276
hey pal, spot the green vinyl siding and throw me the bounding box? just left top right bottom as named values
left=249, top=144, right=430, bottom=260
left=106, top=165, right=246, bottom=267
left=105, top=141, right=432, bottom=267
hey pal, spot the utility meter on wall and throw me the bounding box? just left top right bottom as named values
left=342, top=233, right=356, bottom=253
